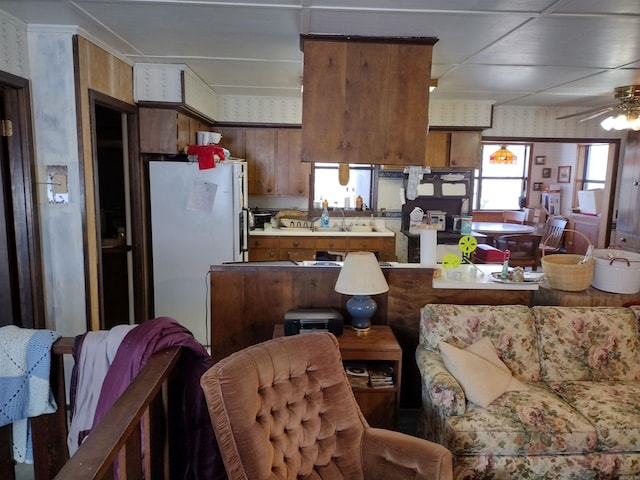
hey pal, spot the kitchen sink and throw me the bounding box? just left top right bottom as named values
left=312, top=226, right=346, bottom=232
left=346, top=225, right=375, bottom=232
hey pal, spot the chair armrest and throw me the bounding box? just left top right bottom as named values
left=362, top=428, right=452, bottom=480
left=416, top=346, right=466, bottom=416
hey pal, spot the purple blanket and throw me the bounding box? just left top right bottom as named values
left=92, top=317, right=226, bottom=480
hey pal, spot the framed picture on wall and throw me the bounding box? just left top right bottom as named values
left=542, top=168, right=551, bottom=178
left=533, top=182, right=543, bottom=191
left=535, top=155, right=546, bottom=165
left=558, top=165, right=571, bottom=183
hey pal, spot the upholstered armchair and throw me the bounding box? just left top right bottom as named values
left=201, top=332, right=452, bottom=480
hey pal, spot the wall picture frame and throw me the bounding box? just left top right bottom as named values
left=533, top=182, right=543, bottom=191
left=542, top=167, right=551, bottom=178
left=558, top=165, right=571, bottom=183
left=535, top=155, right=546, bottom=165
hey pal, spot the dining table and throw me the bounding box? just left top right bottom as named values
left=471, top=222, right=536, bottom=235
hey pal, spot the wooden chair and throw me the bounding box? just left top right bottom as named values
left=502, top=210, right=526, bottom=224
left=200, top=333, right=453, bottom=480
left=496, top=234, right=542, bottom=271
left=539, top=217, right=568, bottom=256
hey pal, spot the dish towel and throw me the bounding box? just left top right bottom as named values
left=0, top=325, right=61, bottom=463
left=406, top=165, right=423, bottom=200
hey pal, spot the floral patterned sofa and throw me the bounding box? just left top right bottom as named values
left=416, top=304, right=640, bottom=480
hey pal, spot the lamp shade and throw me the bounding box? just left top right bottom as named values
left=489, top=145, right=517, bottom=164
left=334, top=252, right=389, bottom=295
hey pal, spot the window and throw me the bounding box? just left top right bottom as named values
left=473, top=144, right=531, bottom=210
left=312, top=163, right=374, bottom=210
left=582, top=144, right=608, bottom=190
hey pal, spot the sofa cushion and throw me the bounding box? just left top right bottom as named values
left=445, top=383, right=598, bottom=457
left=439, top=340, right=512, bottom=408
left=420, top=304, right=540, bottom=382
left=550, top=381, right=640, bottom=453
left=439, top=338, right=528, bottom=408
left=532, top=306, right=640, bottom=382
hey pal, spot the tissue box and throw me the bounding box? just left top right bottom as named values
left=473, top=244, right=505, bottom=263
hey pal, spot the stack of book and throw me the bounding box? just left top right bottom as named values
left=344, top=363, right=370, bottom=388
left=368, top=364, right=394, bottom=388
left=344, top=362, right=394, bottom=389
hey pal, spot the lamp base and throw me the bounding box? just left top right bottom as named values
left=346, top=295, right=377, bottom=330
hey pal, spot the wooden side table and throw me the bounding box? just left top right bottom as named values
left=273, top=325, right=402, bottom=429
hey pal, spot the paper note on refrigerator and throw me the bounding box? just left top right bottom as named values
left=187, top=180, right=217, bottom=214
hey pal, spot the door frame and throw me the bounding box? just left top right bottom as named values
left=0, top=70, right=45, bottom=329
left=88, top=89, right=149, bottom=327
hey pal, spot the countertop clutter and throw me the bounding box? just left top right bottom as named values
left=251, top=226, right=395, bottom=237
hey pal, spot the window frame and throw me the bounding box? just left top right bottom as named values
left=473, top=143, right=532, bottom=211
left=309, top=163, right=378, bottom=214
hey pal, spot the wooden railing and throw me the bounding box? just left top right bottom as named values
left=1, top=337, right=183, bottom=480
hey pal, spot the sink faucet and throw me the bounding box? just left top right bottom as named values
left=336, top=208, right=346, bottom=228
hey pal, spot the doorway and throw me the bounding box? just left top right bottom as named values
left=90, top=91, right=147, bottom=330
left=0, top=72, right=45, bottom=329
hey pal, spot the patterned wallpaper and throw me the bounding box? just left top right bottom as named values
left=0, top=10, right=28, bottom=78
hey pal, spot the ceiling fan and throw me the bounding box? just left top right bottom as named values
left=556, top=85, right=640, bottom=130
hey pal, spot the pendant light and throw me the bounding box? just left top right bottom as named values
left=489, top=145, right=517, bottom=164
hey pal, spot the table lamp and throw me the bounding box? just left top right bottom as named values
left=334, top=251, right=389, bottom=330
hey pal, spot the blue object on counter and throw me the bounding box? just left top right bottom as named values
left=321, top=206, right=330, bottom=228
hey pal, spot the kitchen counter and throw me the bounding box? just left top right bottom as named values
left=432, top=264, right=541, bottom=290
left=250, top=226, right=395, bottom=237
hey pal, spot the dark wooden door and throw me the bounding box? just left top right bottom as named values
left=0, top=73, right=45, bottom=329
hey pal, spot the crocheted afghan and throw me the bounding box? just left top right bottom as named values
left=0, top=325, right=61, bottom=463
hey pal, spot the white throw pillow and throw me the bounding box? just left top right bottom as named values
left=439, top=337, right=527, bottom=408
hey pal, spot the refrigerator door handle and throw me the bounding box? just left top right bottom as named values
left=240, top=208, right=250, bottom=257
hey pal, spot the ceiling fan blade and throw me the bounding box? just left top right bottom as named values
left=556, top=103, right=618, bottom=121
left=575, top=106, right=620, bottom=122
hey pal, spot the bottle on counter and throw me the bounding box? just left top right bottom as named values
left=321, top=204, right=330, bottom=228
left=344, top=187, right=351, bottom=209
left=322, top=198, right=329, bottom=208
left=501, top=249, right=511, bottom=279
left=355, top=195, right=363, bottom=211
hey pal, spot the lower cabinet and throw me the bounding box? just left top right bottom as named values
left=249, top=235, right=396, bottom=262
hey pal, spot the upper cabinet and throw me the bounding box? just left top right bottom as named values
left=300, top=35, right=437, bottom=166
left=139, top=107, right=211, bottom=154
left=218, top=126, right=309, bottom=197
left=425, top=130, right=482, bottom=169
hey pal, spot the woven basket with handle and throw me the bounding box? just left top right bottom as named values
left=541, top=229, right=594, bottom=291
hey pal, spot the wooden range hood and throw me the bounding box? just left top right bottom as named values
left=300, top=35, right=438, bottom=167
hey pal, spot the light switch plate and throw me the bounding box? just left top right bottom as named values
left=47, top=165, right=68, bottom=204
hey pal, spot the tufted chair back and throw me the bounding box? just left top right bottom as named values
left=201, top=332, right=452, bottom=480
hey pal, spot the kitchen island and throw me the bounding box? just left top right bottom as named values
left=249, top=225, right=396, bottom=262
left=210, top=262, right=536, bottom=407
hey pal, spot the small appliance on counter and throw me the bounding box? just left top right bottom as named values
left=284, top=308, right=344, bottom=336
left=250, top=209, right=272, bottom=230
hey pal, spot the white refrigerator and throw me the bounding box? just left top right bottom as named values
left=149, top=160, right=248, bottom=346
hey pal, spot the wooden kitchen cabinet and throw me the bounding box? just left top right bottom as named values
left=424, top=130, right=482, bottom=168
left=249, top=234, right=396, bottom=262
left=301, top=36, right=435, bottom=166
left=220, top=126, right=309, bottom=196
left=139, top=107, right=212, bottom=154
left=245, top=128, right=277, bottom=195
left=615, top=130, right=640, bottom=251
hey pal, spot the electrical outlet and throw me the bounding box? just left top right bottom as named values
left=47, top=165, right=69, bottom=204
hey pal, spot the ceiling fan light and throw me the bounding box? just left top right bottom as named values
left=489, top=145, right=517, bottom=164
left=600, top=115, right=615, bottom=131
left=613, top=113, right=631, bottom=130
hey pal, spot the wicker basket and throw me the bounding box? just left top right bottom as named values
left=541, top=229, right=594, bottom=291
